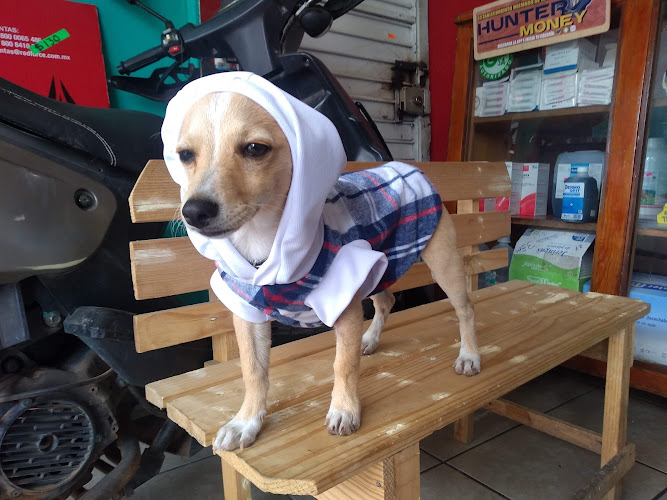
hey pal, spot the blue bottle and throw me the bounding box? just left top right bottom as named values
left=561, top=166, right=599, bottom=223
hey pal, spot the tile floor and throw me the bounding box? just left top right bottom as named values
left=128, top=367, right=667, bottom=499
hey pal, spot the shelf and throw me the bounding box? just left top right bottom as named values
left=474, top=105, right=611, bottom=125
left=512, top=216, right=597, bottom=232
left=637, top=219, right=667, bottom=237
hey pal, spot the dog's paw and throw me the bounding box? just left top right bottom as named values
left=454, top=351, right=481, bottom=376
left=325, top=404, right=361, bottom=436
left=213, top=412, right=265, bottom=452
left=361, top=330, right=380, bottom=355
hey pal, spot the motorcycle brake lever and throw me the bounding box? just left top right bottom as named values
left=108, top=64, right=198, bottom=102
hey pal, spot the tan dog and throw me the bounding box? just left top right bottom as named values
left=175, top=92, right=480, bottom=452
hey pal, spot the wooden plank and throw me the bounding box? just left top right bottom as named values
left=315, top=461, right=385, bottom=500
left=383, top=443, right=420, bottom=500
left=451, top=211, right=510, bottom=249
left=145, top=280, right=534, bottom=409
left=591, top=0, right=661, bottom=296
left=132, top=249, right=508, bottom=353
left=210, top=288, right=240, bottom=362
left=157, top=287, right=649, bottom=496
left=129, top=160, right=181, bottom=223
left=128, top=160, right=511, bottom=223
left=134, top=301, right=232, bottom=353
left=129, top=212, right=509, bottom=300
left=574, top=444, right=636, bottom=500
left=601, top=326, right=635, bottom=500
left=222, top=459, right=251, bottom=500
left=485, top=399, right=602, bottom=453
left=130, top=238, right=214, bottom=300
left=446, top=22, right=474, bottom=162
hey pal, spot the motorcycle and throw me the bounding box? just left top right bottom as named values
left=0, top=0, right=390, bottom=498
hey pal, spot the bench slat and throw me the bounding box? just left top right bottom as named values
left=149, top=285, right=648, bottom=496
left=129, top=160, right=510, bottom=223
left=132, top=250, right=509, bottom=353
left=130, top=212, right=509, bottom=300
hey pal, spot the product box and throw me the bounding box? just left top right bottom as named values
left=627, top=274, right=667, bottom=366
left=0, top=0, right=109, bottom=107
left=482, top=162, right=513, bottom=212
left=544, top=39, right=598, bottom=75
left=510, top=229, right=595, bottom=291
left=540, top=72, right=579, bottom=110
left=479, top=79, right=509, bottom=117
left=584, top=273, right=667, bottom=367
left=507, top=64, right=542, bottom=113
left=510, top=163, right=550, bottom=217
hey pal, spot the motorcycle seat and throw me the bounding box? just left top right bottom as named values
left=0, top=76, right=163, bottom=173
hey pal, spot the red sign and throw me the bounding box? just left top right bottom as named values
left=0, top=0, right=109, bottom=107
left=473, top=0, right=610, bottom=60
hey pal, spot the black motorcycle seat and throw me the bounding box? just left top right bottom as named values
left=0, top=77, right=164, bottom=173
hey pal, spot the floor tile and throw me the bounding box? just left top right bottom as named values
left=448, top=426, right=667, bottom=500
left=419, top=410, right=517, bottom=462
left=421, top=464, right=505, bottom=499
left=131, top=455, right=223, bottom=499
left=630, top=388, right=667, bottom=409
left=159, top=446, right=214, bottom=473
left=549, top=388, right=667, bottom=473
left=503, top=367, right=600, bottom=412
left=421, top=449, right=441, bottom=472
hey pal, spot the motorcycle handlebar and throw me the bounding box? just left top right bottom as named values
left=117, top=44, right=167, bottom=75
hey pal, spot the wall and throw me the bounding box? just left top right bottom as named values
left=428, top=0, right=487, bottom=160
left=77, top=0, right=199, bottom=115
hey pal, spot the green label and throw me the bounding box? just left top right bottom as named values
left=509, top=254, right=585, bottom=291
left=30, top=29, right=70, bottom=54
left=479, top=54, right=513, bottom=80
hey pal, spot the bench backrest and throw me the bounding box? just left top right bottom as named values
left=128, top=161, right=510, bottom=353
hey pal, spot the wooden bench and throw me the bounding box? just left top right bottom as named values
left=129, top=160, right=649, bottom=500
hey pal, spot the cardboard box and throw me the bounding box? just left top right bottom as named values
left=510, top=229, right=595, bottom=291
left=544, top=38, right=598, bottom=75
left=510, top=163, right=550, bottom=217
left=629, top=273, right=667, bottom=366
left=0, top=0, right=109, bottom=107
left=584, top=273, right=667, bottom=367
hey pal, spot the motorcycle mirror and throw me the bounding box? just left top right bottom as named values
left=299, top=6, right=333, bottom=38
left=125, top=0, right=175, bottom=30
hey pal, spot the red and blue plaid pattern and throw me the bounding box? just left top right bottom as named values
left=218, top=164, right=443, bottom=327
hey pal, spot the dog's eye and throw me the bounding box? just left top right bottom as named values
left=178, top=150, right=195, bottom=164
left=243, top=143, right=270, bottom=158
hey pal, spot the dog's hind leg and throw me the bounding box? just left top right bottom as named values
left=361, top=290, right=395, bottom=355
left=420, top=211, right=480, bottom=376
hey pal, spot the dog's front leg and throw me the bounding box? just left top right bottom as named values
left=326, top=292, right=364, bottom=435
left=213, top=315, right=271, bottom=452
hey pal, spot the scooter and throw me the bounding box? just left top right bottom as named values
left=0, top=0, right=390, bottom=498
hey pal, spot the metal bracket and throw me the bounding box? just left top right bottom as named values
left=391, top=60, right=430, bottom=118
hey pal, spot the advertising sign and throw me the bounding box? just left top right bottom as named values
left=473, top=0, right=610, bottom=60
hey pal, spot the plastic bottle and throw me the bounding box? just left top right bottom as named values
left=493, top=237, right=514, bottom=284
left=561, top=166, right=599, bottom=223
left=478, top=238, right=513, bottom=288
left=639, top=138, right=667, bottom=219
left=551, top=151, right=605, bottom=218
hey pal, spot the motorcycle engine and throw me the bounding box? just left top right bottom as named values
left=0, top=358, right=118, bottom=499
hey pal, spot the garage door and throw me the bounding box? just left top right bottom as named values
left=300, top=0, right=430, bottom=161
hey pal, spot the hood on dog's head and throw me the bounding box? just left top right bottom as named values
left=162, top=72, right=347, bottom=286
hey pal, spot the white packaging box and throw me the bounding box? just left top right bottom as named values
left=510, top=163, right=550, bottom=217
left=507, top=65, right=542, bottom=113
left=629, top=273, right=667, bottom=366
left=480, top=80, right=509, bottom=117
left=541, top=72, right=578, bottom=110
left=544, top=38, right=598, bottom=74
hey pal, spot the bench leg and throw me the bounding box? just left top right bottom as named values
left=316, top=443, right=420, bottom=500
left=600, top=326, right=634, bottom=500
left=454, top=413, right=475, bottom=444
left=222, top=459, right=251, bottom=500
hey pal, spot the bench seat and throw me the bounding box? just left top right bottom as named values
left=145, top=281, right=648, bottom=497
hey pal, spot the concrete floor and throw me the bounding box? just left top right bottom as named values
left=126, top=367, right=667, bottom=499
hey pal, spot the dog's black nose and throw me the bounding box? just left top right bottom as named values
left=182, top=198, right=219, bottom=229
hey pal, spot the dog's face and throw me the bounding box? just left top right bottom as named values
left=177, top=92, right=292, bottom=238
